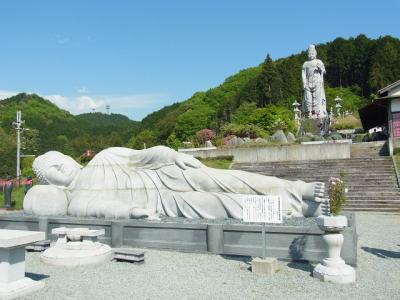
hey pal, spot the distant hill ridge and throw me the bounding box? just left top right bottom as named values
left=0, top=93, right=139, bottom=159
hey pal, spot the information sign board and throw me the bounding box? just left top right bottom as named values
left=242, top=195, right=282, bottom=223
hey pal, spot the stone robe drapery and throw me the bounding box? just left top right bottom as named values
left=67, top=147, right=311, bottom=219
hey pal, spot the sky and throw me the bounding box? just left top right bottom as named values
left=0, top=0, right=399, bottom=120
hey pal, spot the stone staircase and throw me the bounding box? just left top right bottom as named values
left=232, top=142, right=400, bottom=213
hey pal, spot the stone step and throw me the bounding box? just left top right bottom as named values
left=233, top=154, right=400, bottom=213
left=344, top=204, right=400, bottom=209
left=346, top=190, right=399, bottom=194
left=236, top=163, right=394, bottom=168
left=345, top=200, right=400, bottom=204
left=248, top=160, right=394, bottom=164
left=264, top=168, right=394, bottom=171
left=234, top=159, right=393, bottom=167
left=347, top=197, right=400, bottom=201
left=268, top=179, right=397, bottom=184
left=236, top=163, right=394, bottom=169
left=254, top=173, right=395, bottom=178
left=347, top=192, right=400, bottom=195
left=250, top=167, right=395, bottom=171
left=346, top=192, right=399, bottom=195
left=343, top=207, right=400, bottom=212
left=243, top=166, right=394, bottom=170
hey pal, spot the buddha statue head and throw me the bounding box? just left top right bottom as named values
left=308, top=44, right=317, bottom=60
left=32, top=151, right=82, bottom=187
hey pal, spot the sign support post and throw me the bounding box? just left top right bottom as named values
left=243, top=195, right=282, bottom=274
left=262, top=223, right=266, bottom=259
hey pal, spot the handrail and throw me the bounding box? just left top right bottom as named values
left=391, top=155, right=400, bottom=188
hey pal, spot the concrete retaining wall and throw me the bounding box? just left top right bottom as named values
left=0, top=213, right=357, bottom=265
left=179, top=143, right=351, bottom=163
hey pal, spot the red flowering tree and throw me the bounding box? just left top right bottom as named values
left=196, top=128, right=216, bottom=144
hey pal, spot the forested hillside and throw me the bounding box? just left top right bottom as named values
left=139, top=34, right=400, bottom=148
left=0, top=34, right=399, bottom=176
left=0, top=93, right=139, bottom=175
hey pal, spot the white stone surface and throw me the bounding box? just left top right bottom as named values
left=313, top=215, right=356, bottom=284
left=52, top=227, right=104, bottom=237
left=313, top=258, right=356, bottom=284
left=41, top=227, right=112, bottom=267
left=0, top=230, right=45, bottom=249
left=23, top=185, right=68, bottom=216
left=302, top=44, right=327, bottom=118
left=0, top=230, right=45, bottom=299
left=24, top=146, right=327, bottom=219
left=251, top=257, right=279, bottom=275
left=316, top=215, right=348, bottom=231
left=40, top=243, right=112, bottom=267
left=0, top=277, right=44, bottom=300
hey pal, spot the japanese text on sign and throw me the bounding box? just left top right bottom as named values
left=242, top=195, right=282, bottom=223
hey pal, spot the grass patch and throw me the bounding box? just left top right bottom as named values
left=0, top=185, right=25, bottom=210
left=196, top=156, right=233, bottom=169
left=331, top=115, right=362, bottom=130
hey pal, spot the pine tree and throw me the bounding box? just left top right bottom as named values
left=256, top=54, right=281, bottom=107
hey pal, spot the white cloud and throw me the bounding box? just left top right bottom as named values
left=44, top=95, right=103, bottom=113
left=0, top=90, right=18, bottom=100
left=43, top=93, right=166, bottom=117
left=76, top=96, right=104, bottom=110
left=45, top=94, right=69, bottom=109
left=93, top=93, right=165, bottom=109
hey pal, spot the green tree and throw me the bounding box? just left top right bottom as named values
left=166, top=132, right=183, bottom=150
left=21, top=128, right=40, bottom=155
left=126, top=130, right=158, bottom=149
left=108, top=132, right=123, bottom=147
left=250, top=105, right=295, bottom=134
left=256, top=54, right=282, bottom=106
left=21, top=156, right=35, bottom=177
left=0, top=128, right=16, bottom=177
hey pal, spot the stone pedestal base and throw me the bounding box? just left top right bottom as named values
left=0, top=277, right=44, bottom=300
left=40, top=243, right=112, bottom=267
left=313, top=258, right=355, bottom=284
left=113, top=249, right=145, bottom=263
left=251, top=257, right=279, bottom=275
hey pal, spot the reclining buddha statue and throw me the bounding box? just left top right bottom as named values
left=23, top=146, right=326, bottom=219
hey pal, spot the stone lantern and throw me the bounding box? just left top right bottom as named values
left=292, top=100, right=301, bottom=120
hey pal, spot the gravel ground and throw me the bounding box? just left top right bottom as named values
left=20, top=212, right=400, bottom=300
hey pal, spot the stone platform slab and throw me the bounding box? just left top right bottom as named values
left=0, top=214, right=358, bottom=266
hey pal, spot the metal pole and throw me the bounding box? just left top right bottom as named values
left=262, top=223, right=266, bottom=259
left=13, top=111, right=23, bottom=180
left=16, top=125, right=21, bottom=179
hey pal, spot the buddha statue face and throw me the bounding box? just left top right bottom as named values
left=308, top=45, right=317, bottom=60
left=33, top=151, right=82, bottom=187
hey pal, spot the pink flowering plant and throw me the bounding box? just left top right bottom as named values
left=328, top=172, right=347, bottom=215
left=196, top=129, right=216, bottom=145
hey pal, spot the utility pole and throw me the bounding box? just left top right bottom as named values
left=12, top=111, right=24, bottom=179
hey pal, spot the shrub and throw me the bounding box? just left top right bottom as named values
left=220, top=123, right=266, bottom=139
left=196, top=128, right=216, bottom=144
left=328, top=172, right=347, bottom=215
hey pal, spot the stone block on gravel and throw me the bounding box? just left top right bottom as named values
left=113, top=248, right=145, bottom=263
left=251, top=257, right=279, bottom=275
